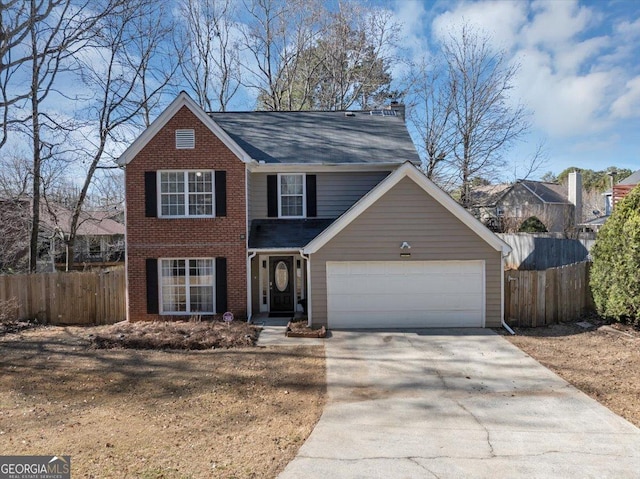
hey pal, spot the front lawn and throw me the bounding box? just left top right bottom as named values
left=505, top=318, right=640, bottom=428
left=0, top=325, right=326, bottom=478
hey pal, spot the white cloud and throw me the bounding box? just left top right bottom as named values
left=610, top=76, right=640, bottom=119
left=520, top=0, right=594, bottom=49
left=431, top=0, right=527, bottom=49
left=515, top=47, right=613, bottom=137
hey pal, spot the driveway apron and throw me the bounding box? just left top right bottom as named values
left=278, top=329, right=640, bottom=479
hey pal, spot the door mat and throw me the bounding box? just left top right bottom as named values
left=269, top=312, right=293, bottom=318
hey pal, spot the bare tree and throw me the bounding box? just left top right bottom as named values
left=0, top=0, right=65, bottom=150
left=61, top=0, right=172, bottom=270
left=443, top=24, right=529, bottom=208
left=177, top=0, right=242, bottom=112
left=125, top=2, right=179, bottom=126
left=10, top=0, right=124, bottom=272
left=241, top=0, right=326, bottom=111
left=407, top=58, right=456, bottom=183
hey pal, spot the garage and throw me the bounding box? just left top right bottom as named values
left=326, top=260, right=485, bottom=329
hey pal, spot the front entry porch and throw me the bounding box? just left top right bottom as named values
left=249, top=252, right=308, bottom=321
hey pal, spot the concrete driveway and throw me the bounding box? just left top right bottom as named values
left=278, top=329, right=640, bottom=479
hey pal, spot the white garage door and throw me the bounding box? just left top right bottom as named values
left=326, top=261, right=484, bottom=329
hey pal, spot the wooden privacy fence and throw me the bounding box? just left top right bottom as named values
left=0, top=267, right=125, bottom=325
left=504, top=261, right=594, bottom=328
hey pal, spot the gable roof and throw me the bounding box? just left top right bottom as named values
left=304, top=162, right=511, bottom=255
left=619, top=169, right=640, bottom=185
left=469, top=184, right=512, bottom=207
left=210, top=110, right=421, bottom=165
left=116, top=92, right=251, bottom=166
left=518, top=180, right=569, bottom=204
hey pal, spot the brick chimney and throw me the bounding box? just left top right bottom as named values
left=568, top=171, right=582, bottom=227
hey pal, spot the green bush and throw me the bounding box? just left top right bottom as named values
left=518, top=216, right=548, bottom=233
left=590, top=185, right=640, bottom=325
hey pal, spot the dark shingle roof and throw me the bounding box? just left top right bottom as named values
left=468, top=184, right=512, bottom=207
left=209, top=111, right=420, bottom=165
left=519, top=181, right=569, bottom=203
left=619, top=169, right=640, bottom=185
left=249, top=219, right=336, bottom=249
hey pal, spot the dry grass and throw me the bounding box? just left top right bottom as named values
left=505, top=319, right=640, bottom=428
left=0, top=326, right=326, bottom=478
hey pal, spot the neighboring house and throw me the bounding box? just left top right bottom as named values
left=613, top=169, right=640, bottom=207
left=42, top=204, right=125, bottom=268
left=0, top=197, right=124, bottom=272
left=469, top=173, right=583, bottom=234
left=579, top=169, right=639, bottom=233
left=117, top=92, right=510, bottom=329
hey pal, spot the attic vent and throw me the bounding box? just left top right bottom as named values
left=369, top=109, right=396, bottom=117
left=344, top=112, right=356, bottom=117
left=175, top=129, right=195, bottom=149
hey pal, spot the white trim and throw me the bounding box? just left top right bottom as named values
left=481, top=260, right=486, bottom=328
left=117, top=92, right=251, bottom=165
left=123, top=168, right=130, bottom=321
left=300, top=250, right=312, bottom=327
left=157, top=170, right=215, bottom=218
left=258, top=254, right=268, bottom=312
left=248, top=162, right=406, bottom=173
left=277, top=173, right=306, bottom=218
left=158, top=257, right=216, bottom=315
left=247, top=251, right=257, bottom=320
left=304, top=162, right=512, bottom=255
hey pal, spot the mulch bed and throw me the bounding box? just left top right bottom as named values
left=90, top=320, right=260, bottom=350
left=0, top=320, right=41, bottom=336
left=286, top=320, right=327, bottom=338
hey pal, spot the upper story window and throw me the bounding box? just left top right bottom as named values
left=159, top=170, right=214, bottom=217
left=175, top=129, right=195, bottom=149
left=278, top=173, right=305, bottom=218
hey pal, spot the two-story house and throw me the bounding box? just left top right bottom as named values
left=117, top=93, right=510, bottom=329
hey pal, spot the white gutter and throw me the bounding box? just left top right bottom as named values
left=246, top=251, right=257, bottom=323
left=299, top=249, right=312, bottom=327
left=501, top=252, right=515, bottom=335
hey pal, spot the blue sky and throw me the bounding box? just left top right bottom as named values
left=385, top=0, right=640, bottom=177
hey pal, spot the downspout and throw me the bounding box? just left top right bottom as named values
left=246, top=251, right=257, bottom=323
left=501, top=251, right=515, bottom=335
left=299, top=249, right=311, bottom=327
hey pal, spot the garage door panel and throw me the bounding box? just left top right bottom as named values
left=326, top=261, right=484, bottom=329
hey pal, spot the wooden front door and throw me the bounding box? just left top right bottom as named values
left=270, top=256, right=294, bottom=313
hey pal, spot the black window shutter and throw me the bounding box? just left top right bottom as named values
left=144, top=172, right=157, bottom=217
left=306, top=174, right=317, bottom=217
left=216, top=257, right=228, bottom=313
left=215, top=170, right=226, bottom=217
left=267, top=175, right=278, bottom=217
left=146, top=258, right=159, bottom=314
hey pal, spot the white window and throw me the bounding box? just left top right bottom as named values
left=175, top=129, right=195, bottom=149
left=278, top=173, right=305, bottom=218
left=160, top=258, right=215, bottom=314
left=159, top=171, right=214, bottom=217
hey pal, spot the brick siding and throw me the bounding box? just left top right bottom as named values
left=125, top=106, right=247, bottom=321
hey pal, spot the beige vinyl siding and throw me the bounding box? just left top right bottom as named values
left=250, top=173, right=268, bottom=219
left=316, top=172, right=389, bottom=218
left=310, top=177, right=503, bottom=328
left=248, top=171, right=389, bottom=220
